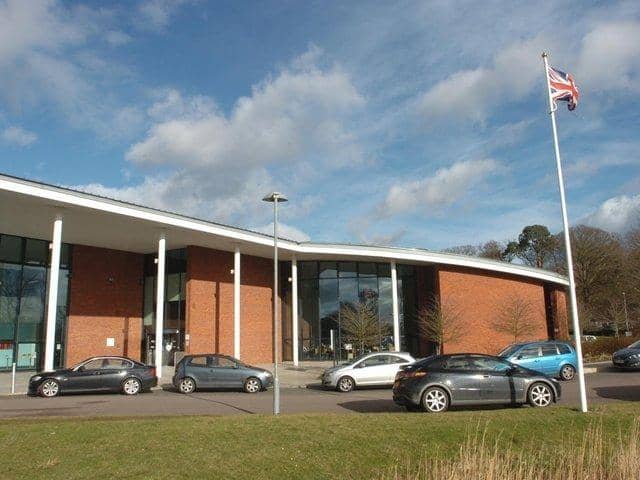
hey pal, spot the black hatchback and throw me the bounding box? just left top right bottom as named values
left=28, top=356, right=157, bottom=397
left=393, top=354, right=561, bottom=413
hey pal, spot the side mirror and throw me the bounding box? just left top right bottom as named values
left=516, top=355, right=523, bottom=360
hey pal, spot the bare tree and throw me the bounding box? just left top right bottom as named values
left=416, top=295, right=467, bottom=354
left=340, top=299, right=390, bottom=356
left=492, top=296, right=539, bottom=343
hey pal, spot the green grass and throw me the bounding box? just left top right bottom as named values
left=1, top=404, right=639, bottom=479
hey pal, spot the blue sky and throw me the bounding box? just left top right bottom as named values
left=1, top=0, right=639, bottom=249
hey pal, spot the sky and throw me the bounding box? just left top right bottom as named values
left=0, top=0, right=639, bottom=249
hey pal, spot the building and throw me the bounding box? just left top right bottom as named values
left=0, top=173, right=569, bottom=374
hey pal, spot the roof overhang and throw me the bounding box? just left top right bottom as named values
left=0, top=174, right=569, bottom=286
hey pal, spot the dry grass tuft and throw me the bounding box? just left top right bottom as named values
left=384, top=418, right=640, bottom=480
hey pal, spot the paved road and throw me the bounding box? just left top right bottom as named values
left=0, top=368, right=638, bottom=418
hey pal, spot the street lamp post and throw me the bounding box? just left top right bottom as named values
left=623, top=292, right=630, bottom=336
left=263, top=192, right=288, bottom=415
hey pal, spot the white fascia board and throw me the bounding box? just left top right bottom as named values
left=286, top=243, right=570, bottom=286
left=0, top=175, right=569, bottom=287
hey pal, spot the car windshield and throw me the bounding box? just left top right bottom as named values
left=498, top=345, right=521, bottom=357
left=628, top=340, right=640, bottom=349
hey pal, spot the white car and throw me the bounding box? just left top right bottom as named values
left=321, top=352, right=415, bottom=392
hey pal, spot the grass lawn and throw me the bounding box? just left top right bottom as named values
left=1, top=404, right=639, bottom=479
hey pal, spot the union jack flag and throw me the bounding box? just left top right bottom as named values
left=547, top=65, right=579, bottom=111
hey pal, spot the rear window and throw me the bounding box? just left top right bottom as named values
left=411, top=355, right=442, bottom=369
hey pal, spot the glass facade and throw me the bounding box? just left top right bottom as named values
left=142, top=249, right=187, bottom=366
left=296, top=261, right=418, bottom=361
left=0, top=233, right=71, bottom=370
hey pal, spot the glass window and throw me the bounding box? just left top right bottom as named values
left=17, top=266, right=46, bottom=342
left=388, top=355, right=410, bottom=364
left=557, top=344, right=571, bottom=354
left=358, top=263, right=376, bottom=278
left=82, top=359, right=105, bottom=370
left=360, top=355, right=388, bottom=367
left=59, top=244, right=72, bottom=269
left=217, top=357, right=236, bottom=368
left=299, top=262, right=318, bottom=280
left=102, top=358, right=133, bottom=369
left=338, top=262, right=357, bottom=278
left=0, top=235, right=22, bottom=263
left=24, top=239, right=47, bottom=266
left=469, top=356, right=512, bottom=372
left=398, top=265, right=415, bottom=277
left=377, top=263, right=391, bottom=277
left=188, top=356, right=207, bottom=367
left=443, top=356, right=471, bottom=370
left=518, top=347, right=540, bottom=359
left=0, top=264, right=21, bottom=341
left=319, top=262, right=337, bottom=278
left=541, top=345, right=558, bottom=357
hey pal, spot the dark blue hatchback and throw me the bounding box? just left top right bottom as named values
left=499, top=341, right=578, bottom=381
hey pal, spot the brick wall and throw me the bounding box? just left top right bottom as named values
left=437, top=266, right=551, bottom=355
left=185, top=247, right=275, bottom=364
left=239, top=255, right=274, bottom=364
left=185, top=246, right=234, bottom=355
left=66, top=245, right=143, bottom=366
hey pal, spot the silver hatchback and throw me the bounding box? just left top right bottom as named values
left=322, top=352, right=415, bottom=392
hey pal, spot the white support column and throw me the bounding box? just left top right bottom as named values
left=44, top=217, right=63, bottom=371
left=291, top=257, right=299, bottom=366
left=154, top=235, right=166, bottom=379
left=391, top=261, right=401, bottom=352
left=233, top=247, right=241, bottom=359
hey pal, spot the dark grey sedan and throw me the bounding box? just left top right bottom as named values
left=28, top=356, right=157, bottom=397
left=173, top=354, right=273, bottom=394
left=393, top=354, right=561, bottom=412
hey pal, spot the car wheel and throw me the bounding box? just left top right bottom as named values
left=421, top=387, right=449, bottom=413
left=337, top=376, right=355, bottom=392
left=39, top=379, right=60, bottom=398
left=559, top=364, right=575, bottom=381
left=244, top=377, right=262, bottom=394
left=528, top=382, right=553, bottom=407
left=179, top=377, right=196, bottom=394
left=122, top=377, right=142, bottom=396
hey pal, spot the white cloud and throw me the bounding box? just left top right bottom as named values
left=582, top=194, right=640, bottom=232
left=417, top=36, right=547, bottom=122
left=0, top=1, right=144, bottom=138
left=254, top=223, right=311, bottom=242
left=75, top=48, right=364, bottom=228
left=127, top=58, right=365, bottom=170
left=577, top=21, right=640, bottom=92
left=383, top=158, right=501, bottom=216
left=136, top=0, right=188, bottom=31
left=1, top=126, right=37, bottom=147
left=105, top=30, right=132, bottom=47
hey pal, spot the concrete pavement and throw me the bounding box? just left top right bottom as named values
left=0, top=369, right=638, bottom=418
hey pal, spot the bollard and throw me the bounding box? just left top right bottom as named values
left=11, top=362, right=16, bottom=394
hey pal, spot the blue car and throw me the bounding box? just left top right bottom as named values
left=498, top=341, right=577, bottom=381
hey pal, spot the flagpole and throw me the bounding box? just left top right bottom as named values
left=542, top=52, right=588, bottom=413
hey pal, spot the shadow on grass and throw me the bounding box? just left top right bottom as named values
left=594, top=385, right=640, bottom=401
left=337, top=399, right=547, bottom=414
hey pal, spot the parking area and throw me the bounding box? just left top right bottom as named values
left=0, top=368, right=638, bottom=418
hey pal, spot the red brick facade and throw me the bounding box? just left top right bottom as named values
left=185, top=247, right=275, bottom=364
left=66, top=245, right=143, bottom=366
left=437, top=266, right=565, bottom=355
left=64, top=244, right=568, bottom=367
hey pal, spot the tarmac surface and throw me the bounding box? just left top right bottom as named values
left=0, top=367, right=637, bottom=418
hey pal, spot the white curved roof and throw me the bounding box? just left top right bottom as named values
left=0, top=173, right=568, bottom=286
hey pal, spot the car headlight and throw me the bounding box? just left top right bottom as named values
left=31, top=376, right=42, bottom=382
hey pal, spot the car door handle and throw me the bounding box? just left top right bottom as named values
left=483, top=375, right=490, bottom=378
